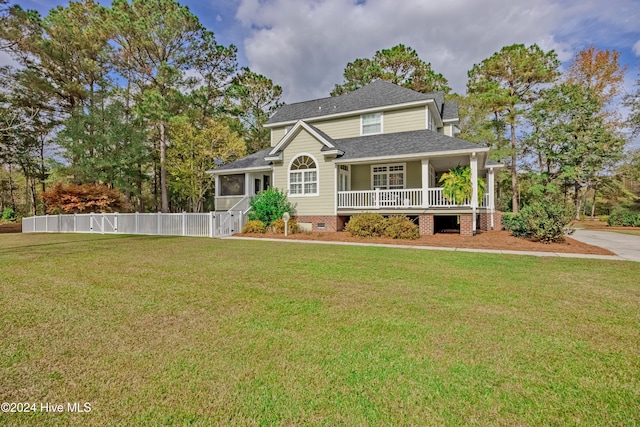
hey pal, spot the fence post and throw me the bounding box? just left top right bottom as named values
left=157, top=212, right=161, bottom=235
left=90, top=212, right=94, bottom=233
left=182, top=211, right=186, bottom=236
left=375, top=188, right=380, bottom=209
left=45, top=214, right=49, bottom=232
left=135, top=212, right=139, bottom=234
left=74, top=213, right=77, bottom=232
left=114, top=212, right=119, bottom=233
left=101, top=213, right=105, bottom=234
left=209, top=212, right=214, bottom=238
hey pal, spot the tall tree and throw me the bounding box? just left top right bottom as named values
left=467, top=44, right=559, bottom=212
left=332, top=44, right=450, bottom=95
left=625, top=71, right=640, bottom=137
left=566, top=46, right=628, bottom=107
left=167, top=117, right=245, bottom=212
left=525, top=83, right=625, bottom=218
left=227, top=68, right=282, bottom=153
left=109, top=0, right=204, bottom=212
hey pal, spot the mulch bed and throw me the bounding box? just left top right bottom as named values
left=0, top=223, right=22, bottom=233
left=238, top=229, right=615, bottom=256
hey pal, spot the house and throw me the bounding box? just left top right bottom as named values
left=210, top=80, right=504, bottom=236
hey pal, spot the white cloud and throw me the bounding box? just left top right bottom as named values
left=236, top=0, right=576, bottom=102
left=634, top=40, right=640, bottom=57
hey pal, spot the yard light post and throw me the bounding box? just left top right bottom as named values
left=283, top=212, right=290, bottom=237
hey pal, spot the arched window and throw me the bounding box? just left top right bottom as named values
left=289, top=155, right=318, bottom=195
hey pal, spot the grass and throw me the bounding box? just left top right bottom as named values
left=1, top=233, right=639, bottom=426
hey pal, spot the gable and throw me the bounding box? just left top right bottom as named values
left=267, top=121, right=342, bottom=160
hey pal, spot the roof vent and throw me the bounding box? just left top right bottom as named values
left=318, top=106, right=321, bottom=110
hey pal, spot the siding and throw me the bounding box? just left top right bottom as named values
left=351, top=164, right=370, bottom=190
left=273, top=129, right=335, bottom=216
left=406, top=161, right=422, bottom=188
left=271, top=127, right=286, bottom=147
left=215, top=196, right=244, bottom=211
left=313, top=116, right=360, bottom=139
left=384, top=107, right=426, bottom=133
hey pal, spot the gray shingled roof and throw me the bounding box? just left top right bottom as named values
left=267, top=80, right=445, bottom=124
left=331, top=129, right=487, bottom=160
left=215, top=148, right=272, bottom=171
left=442, top=100, right=459, bottom=121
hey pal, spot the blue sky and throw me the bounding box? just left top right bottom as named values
left=8, top=0, right=640, bottom=105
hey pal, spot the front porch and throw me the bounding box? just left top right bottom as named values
left=337, top=188, right=490, bottom=210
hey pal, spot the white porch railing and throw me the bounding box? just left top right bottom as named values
left=22, top=211, right=245, bottom=238
left=337, top=188, right=490, bottom=209
left=337, top=188, right=423, bottom=209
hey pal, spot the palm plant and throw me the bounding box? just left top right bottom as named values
left=439, top=165, right=486, bottom=204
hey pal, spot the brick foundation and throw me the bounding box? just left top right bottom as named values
left=418, top=214, right=435, bottom=235
left=460, top=214, right=474, bottom=236
left=479, top=211, right=504, bottom=231
left=294, top=215, right=348, bottom=232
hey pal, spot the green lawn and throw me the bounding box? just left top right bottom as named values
left=1, top=233, right=639, bottom=426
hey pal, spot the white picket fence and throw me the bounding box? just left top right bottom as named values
left=22, top=211, right=245, bottom=238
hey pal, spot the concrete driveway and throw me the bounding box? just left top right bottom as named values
left=570, top=229, right=640, bottom=262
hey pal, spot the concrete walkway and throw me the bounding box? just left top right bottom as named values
left=569, top=229, right=640, bottom=262
left=226, top=236, right=628, bottom=261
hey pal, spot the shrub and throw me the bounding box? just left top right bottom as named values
left=345, top=213, right=388, bottom=238
left=384, top=215, right=419, bottom=239
left=607, top=208, right=640, bottom=227
left=503, top=200, right=573, bottom=243
left=597, top=215, right=609, bottom=223
left=242, top=219, right=266, bottom=234
left=271, top=218, right=299, bottom=234
left=248, top=188, right=293, bottom=226
left=40, top=184, right=129, bottom=214
left=1, top=207, right=17, bottom=222
left=501, top=212, right=528, bottom=237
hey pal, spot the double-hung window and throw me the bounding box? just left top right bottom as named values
left=289, top=155, right=318, bottom=196
left=361, top=112, right=382, bottom=135
left=372, top=164, right=404, bottom=189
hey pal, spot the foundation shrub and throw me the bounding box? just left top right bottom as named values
left=242, top=219, right=266, bottom=234
left=345, top=213, right=388, bottom=238
left=384, top=215, right=419, bottom=240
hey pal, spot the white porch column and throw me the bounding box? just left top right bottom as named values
left=421, top=159, right=430, bottom=207
left=488, top=167, right=495, bottom=229
left=244, top=173, right=250, bottom=196
left=470, top=153, right=478, bottom=235
left=334, top=164, right=338, bottom=214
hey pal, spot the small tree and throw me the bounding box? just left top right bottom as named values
left=247, top=188, right=293, bottom=226
left=40, top=184, right=129, bottom=214
left=439, top=165, right=485, bottom=205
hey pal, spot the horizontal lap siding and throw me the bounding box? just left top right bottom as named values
left=384, top=107, right=426, bottom=133
left=314, top=116, right=360, bottom=139
left=271, top=128, right=286, bottom=146
left=273, top=129, right=335, bottom=216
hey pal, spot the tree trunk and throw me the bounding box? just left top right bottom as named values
left=573, top=183, right=581, bottom=220
left=510, top=122, right=518, bottom=213
left=159, top=121, right=169, bottom=213
left=591, top=183, right=598, bottom=219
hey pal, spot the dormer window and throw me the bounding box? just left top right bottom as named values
left=361, top=112, right=382, bottom=135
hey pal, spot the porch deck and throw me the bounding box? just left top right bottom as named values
left=337, top=188, right=489, bottom=210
